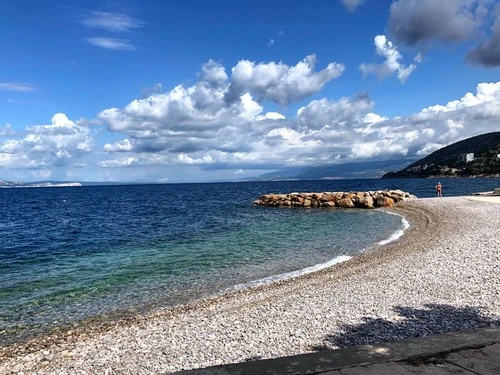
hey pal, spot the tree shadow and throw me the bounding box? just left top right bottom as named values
left=311, top=303, right=500, bottom=351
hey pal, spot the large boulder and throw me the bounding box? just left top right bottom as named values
left=312, top=193, right=323, bottom=201
left=337, top=197, right=355, bottom=208
left=356, top=196, right=374, bottom=209
left=320, top=193, right=335, bottom=202
left=375, top=196, right=395, bottom=207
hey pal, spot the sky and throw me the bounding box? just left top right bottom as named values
left=1, top=0, right=500, bottom=183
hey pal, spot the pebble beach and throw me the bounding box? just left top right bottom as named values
left=1, top=196, right=499, bottom=374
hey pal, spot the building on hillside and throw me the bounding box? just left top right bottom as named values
left=459, top=153, right=475, bottom=163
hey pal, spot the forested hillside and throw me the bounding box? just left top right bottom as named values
left=383, top=132, right=500, bottom=178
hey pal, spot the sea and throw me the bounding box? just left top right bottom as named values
left=1, top=178, right=499, bottom=345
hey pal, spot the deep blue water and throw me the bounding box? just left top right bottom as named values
left=1, top=178, right=499, bottom=345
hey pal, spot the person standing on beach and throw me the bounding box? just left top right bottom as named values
left=435, top=182, right=443, bottom=197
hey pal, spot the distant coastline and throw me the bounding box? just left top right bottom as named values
left=383, top=173, right=500, bottom=179
left=0, top=180, right=82, bottom=188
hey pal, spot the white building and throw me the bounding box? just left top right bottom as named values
left=459, top=153, right=475, bottom=163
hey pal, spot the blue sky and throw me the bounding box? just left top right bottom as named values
left=1, top=0, right=499, bottom=183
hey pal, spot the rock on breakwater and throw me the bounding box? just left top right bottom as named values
left=254, top=190, right=416, bottom=209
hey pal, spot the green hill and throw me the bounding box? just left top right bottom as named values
left=383, top=132, right=500, bottom=178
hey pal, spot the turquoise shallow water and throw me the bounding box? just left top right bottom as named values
left=1, top=178, right=499, bottom=345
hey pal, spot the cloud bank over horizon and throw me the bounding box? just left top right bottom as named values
left=2, top=51, right=499, bottom=181
left=94, top=58, right=500, bottom=173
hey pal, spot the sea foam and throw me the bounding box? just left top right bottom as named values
left=233, top=210, right=410, bottom=291
left=232, top=255, right=353, bottom=290
left=377, top=211, right=410, bottom=245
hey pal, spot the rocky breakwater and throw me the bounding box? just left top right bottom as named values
left=254, top=190, right=416, bottom=209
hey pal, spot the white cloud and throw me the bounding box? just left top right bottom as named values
left=99, top=157, right=138, bottom=168
left=0, top=75, right=490, bottom=181
left=423, top=82, right=500, bottom=113
left=416, top=143, right=444, bottom=156
left=362, top=113, right=388, bottom=125
left=93, top=55, right=500, bottom=175
left=351, top=140, right=408, bottom=158
left=296, top=94, right=373, bottom=130
left=3, top=78, right=489, bottom=179
left=81, top=10, right=143, bottom=51
left=0, top=113, right=94, bottom=172
left=3, top=70, right=499, bottom=184
left=87, top=37, right=135, bottom=50
left=177, top=153, right=213, bottom=164
left=360, top=35, right=420, bottom=83
left=200, top=60, right=228, bottom=87
left=82, top=11, right=144, bottom=33
left=99, top=153, right=172, bottom=168
left=267, top=127, right=321, bottom=148
left=104, top=138, right=133, bottom=152
left=255, top=112, right=286, bottom=121
left=229, top=54, right=345, bottom=105
left=0, top=83, right=36, bottom=92
left=98, top=82, right=255, bottom=144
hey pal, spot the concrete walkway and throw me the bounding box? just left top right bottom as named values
left=172, top=327, right=500, bottom=374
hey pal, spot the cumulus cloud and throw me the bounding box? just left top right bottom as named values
left=0, top=113, right=94, bottom=172
left=178, top=153, right=213, bottom=165
left=97, top=55, right=341, bottom=150
left=95, top=53, right=500, bottom=173
left=255, top=112, right=286, bottom=121
left=98, top=86, right=367, bottom=168
left=200, top=60, right=228, bottom=87
left=360, top=35, right=420, bottom=83
left=104, top=138, right=133, bottom=152
left=98, top=83, right=258, bottom=143
left=296, top=94, right=373, bottom=130
left=82, top=11, right=144, bottom=33
left=388, top=0, right=485, bottom=45
left=227, top=55, right=345, bottom=105
left=341, top=0, right=365, bottom=13
left=422, top=82, right=500, bottom=113
left=351, top=140, right=409, bottom=158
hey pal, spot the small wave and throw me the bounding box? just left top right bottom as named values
left=232, top=255, right=352, bottom=290
left=377, top=211, right=410, bottom=246
left=231, top=211, right=409, bottom=292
